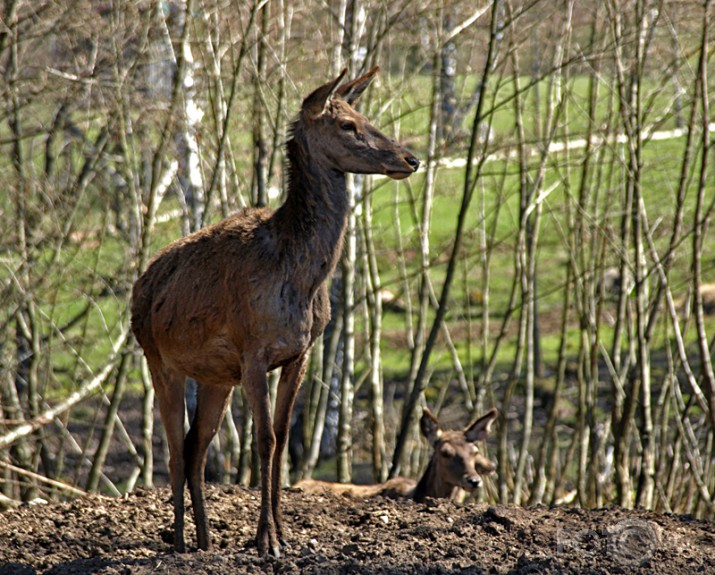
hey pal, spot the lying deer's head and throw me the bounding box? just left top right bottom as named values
left=420, top=407, right=498, bottom=494
left=298, top=67, right=420, bottom=179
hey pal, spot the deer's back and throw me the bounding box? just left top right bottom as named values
left=131, top=208, right=269, bottom=333
left=131, top=207, right=330, bottom=382
left=293, top=477, right=417, bottom=500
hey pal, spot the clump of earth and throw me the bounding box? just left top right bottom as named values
left=1, top=485, right=713, bottom=574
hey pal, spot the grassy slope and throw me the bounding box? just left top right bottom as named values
left=5, top=72, right=712, bottom=394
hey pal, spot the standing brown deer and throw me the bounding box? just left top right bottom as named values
left=295, top=408, right=497, bottom=502
left=131, top=67, right=419, bottom=556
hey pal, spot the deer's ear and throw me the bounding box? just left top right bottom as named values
left=335, top=66, right=380, bottom=105
left=465, top=408, right=498, bottom=443
left=302, top=68, right=348, bottom=118
left=420, top=407, right=442, bottom=445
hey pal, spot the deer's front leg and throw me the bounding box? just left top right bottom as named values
left=242, top=363, right=280, bottom=557
left=271, top=354, right=309, bottom=546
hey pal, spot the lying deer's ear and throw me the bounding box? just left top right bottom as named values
left=420, top=407, right=442, bottom=445
left=465, top=408, right=498, bottom=443
left=302, top=68, right=348, bottom=118
left=335, top=66, right=380, bottom=105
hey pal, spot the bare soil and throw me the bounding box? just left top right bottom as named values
left=1, top=485, right=713, bottom=575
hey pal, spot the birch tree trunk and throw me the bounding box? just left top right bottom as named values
left=163, top=0, right=205, bottom=233
left=391, top=1, right=500, bottom=479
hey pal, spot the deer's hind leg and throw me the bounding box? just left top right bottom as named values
left=149, top=362, right=188, bottom=552
left=184, top=382, right=233, bottom=551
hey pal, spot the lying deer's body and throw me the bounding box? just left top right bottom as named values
left=131, top=68, right=418, bottom=556
left=296, top=408, right=497, bottom=503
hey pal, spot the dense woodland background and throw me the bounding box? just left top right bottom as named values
left=1, top=0, right=714, bottom=519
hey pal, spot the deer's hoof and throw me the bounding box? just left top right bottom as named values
left=275, top=524, right=291, bottom=552
left=256, top=540, right=281, bottom=558
left=256, top=524, right=281, bottom=558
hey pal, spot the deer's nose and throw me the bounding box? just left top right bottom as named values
left=465, top=476, right=481, bottom=489
left=405, top=155, right=420, bottom=171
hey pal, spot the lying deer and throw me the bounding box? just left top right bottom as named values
left=296, top=408, right=497, bottom=502
left=131, top=67, right=418, bottom=556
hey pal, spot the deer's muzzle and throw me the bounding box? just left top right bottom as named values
left=462, top=475, right=482, bottom=491
left=384, top=153, right=420, bottom=180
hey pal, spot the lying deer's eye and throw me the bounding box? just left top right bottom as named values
left=340, top=121, right=357, bottom=132
left=440, top=445, right=456, bottom=458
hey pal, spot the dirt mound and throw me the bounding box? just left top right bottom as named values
left=1, top=485, right=713, bottom=574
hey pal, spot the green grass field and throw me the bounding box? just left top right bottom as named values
left=2, top=70, right=713, bottom=395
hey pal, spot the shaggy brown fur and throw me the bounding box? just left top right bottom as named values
left=131, top=67, right=418, bottom=556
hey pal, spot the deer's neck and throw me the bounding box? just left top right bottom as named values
left=274, top=129, right=349, bottom=291
left=413, top=458, right=456, bottom=502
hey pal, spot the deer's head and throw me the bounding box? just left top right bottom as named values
left=420, top=407, right=498, bottom=494
left=298, top=67, right=419, bottom=180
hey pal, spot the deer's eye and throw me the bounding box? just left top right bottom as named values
left=340, top=121, right=357, bottom=132
left=440, top=444, right=455, bottom=458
